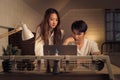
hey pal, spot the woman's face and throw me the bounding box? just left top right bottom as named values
left=48, top=13, right=58, bottom=29
left=72, top=29, right=85, bottom=41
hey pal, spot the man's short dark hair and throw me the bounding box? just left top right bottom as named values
left=71, top=20, right=88, bottom=33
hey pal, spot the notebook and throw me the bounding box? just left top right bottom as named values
left=43, top=45, right=77, bottom=55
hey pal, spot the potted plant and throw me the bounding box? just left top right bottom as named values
left=2, top=44, right=21, bottom=72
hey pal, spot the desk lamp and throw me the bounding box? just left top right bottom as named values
left=0, top=24, right=34, bottom=40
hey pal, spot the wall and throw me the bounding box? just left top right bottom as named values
left=0, top=0, right=41, bottom=31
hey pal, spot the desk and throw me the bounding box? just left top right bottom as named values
left=0, top=55, right=114, bottom=80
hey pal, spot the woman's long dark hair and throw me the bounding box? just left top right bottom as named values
left=36, top=8, right=62, bottom=45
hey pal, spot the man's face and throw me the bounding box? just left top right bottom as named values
left=72, top=29, right=85, bottom=41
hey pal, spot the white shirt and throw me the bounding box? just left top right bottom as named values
left=34, top=28, right=64, bottom=56
left=68, top=38, right=100, bottom=56
left=35, top=31, right=54, bottom=56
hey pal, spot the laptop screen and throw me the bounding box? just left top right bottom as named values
left=43, top=45, right=77, bottom=55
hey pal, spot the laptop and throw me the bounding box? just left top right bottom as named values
left=43, top=45, right=77, bottom=55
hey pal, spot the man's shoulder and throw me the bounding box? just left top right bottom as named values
left=85, top=38, right=96, bottom=43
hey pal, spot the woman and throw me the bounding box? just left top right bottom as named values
left=63, top=20, right=100, bottom=56
left=35, top=8, right=64, bottom=57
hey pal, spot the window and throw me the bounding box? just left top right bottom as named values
left=105, top=9, right=120, bottom=41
